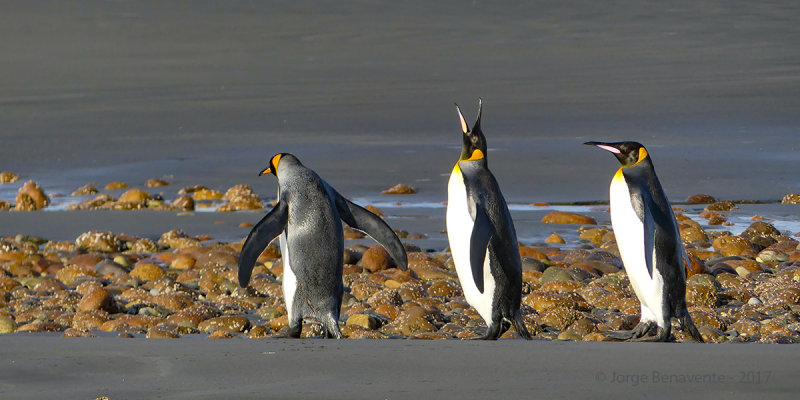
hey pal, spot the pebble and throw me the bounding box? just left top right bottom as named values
left=541, top=211, right=597, bottom=225
left=147, top=324, right=181, bottom=339
left=0, top=315, right=16, bottom=333
left=2, top=205, right=799, bottom=344
left=704, top=200, right=736, bottom=211
left=119, top=189, right=150, bottom=203
left=198, top=315, right=250, bottom=333
left=545, top=233, right=566, bottom=244
left=0, top=171, right=20, bottom=184
left=686, top=194, right=716, bottom=204
left=539, top=267, right=574, bottom=284
left=130, top=262, right=166, bottom=281
left=15, top=180, right=49, bottom=210
left=360, top=245, right=394, bottom=272
left=71, top=184, right=99, bottom=196
left=75, top=231, right=121, bottom=253
left=781, top=193, right=800, bottom=205
left=145, top=178, right=170, bottom=187
left=346, top=313, right=381, bottom=330
left=381, top=184, right=417, bottom=195
left=77, top=287, right=117, bottom=313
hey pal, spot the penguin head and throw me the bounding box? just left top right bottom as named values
left=259, top=153, right=295, bottom=176
left=584, top=141, right=649, bottom=167
left=455, top=99, right=487, bottom=163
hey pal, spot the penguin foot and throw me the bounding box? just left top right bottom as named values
left=462, top=326, right=497, bottom=340
left=631, top=321, right=657, bottom=339
left=630, top=326, right=673, bottom=342
left=512, top=314, right=533, bottom=341
left=286, top=324, right=302, bottom=338
left=679, top=308, right=705, bottom=343
left=604, top=330, right=635, bottom=340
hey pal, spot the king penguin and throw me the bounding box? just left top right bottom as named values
left=446, top=99, right=531, bottom=340
left=238, top=153, right=408, bottom=338
left=585, top=141, right=703, bottom=342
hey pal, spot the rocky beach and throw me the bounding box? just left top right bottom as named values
left=3, top=0, right=800, bottom=398
left=2, top=176, right=800, bottom=344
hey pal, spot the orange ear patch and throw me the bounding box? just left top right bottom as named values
left=466, top=149, right=485, bottom=161
left=636, top=147, right=648, bottom=164
left=271, top=153, right=283, bottom=168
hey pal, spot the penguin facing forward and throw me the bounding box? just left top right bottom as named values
left=446, top=100, right=531, bottom=340
left=585, top=141, right=703, bottom=342
left=238, top=153, right=408, bottom=338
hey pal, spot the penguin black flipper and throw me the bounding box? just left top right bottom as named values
left=238, top=200, right=288, bottom=287
left=627, top=180, right=657, bottom=279
left=469, top=205, right=492, bottom=293
left=334, top=193, right=409, bottom=270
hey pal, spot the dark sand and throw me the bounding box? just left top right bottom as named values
left=1, top=337, right=799, bottom=400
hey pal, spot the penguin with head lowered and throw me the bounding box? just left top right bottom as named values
left=238, top=153, right=408, bottom=338
left=585, top=141, right=703, bottom=342
left=447, top=99, right=531, bottom=340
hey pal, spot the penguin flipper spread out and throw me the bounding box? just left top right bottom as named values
left=469, top=205, right=492, bottom=293
left=334, top=193, right=409, bottom=270
left=238, top=200, right=288, bottom=287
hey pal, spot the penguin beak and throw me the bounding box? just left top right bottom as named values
left=259, top=167, right=271, bottom=176
left=584, top=141, right=621, bottom=154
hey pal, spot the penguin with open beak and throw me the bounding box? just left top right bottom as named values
left=446, top=99, right=531, bottom=340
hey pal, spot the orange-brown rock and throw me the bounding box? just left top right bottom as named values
left=75, top=231, right=121, bottom=252
left=145, top=178, right=170, bottom=187
left=104, top=181, right=129, bottom=190
left=541, top=211, right=596, bottom=225
left=381, top=184, right=417, bottom=195
left=118, top=188, right=150, bottom=203
left=686, top=194, right=716, bottom=204
left=518, top=245, right=549, bottom=261
left=361, top=245, right=394, bottom=272
left=77, top=287, right=117, bottom=313
left=130, top=261, right=165, bottom=281
left=71, top=310, right=109, bottom=330
left=198, top=315, right=250, bottom=333
left=781, top=193, right=800, bottom=205
left=15, top=180, right=49, bottom=210
left=0, top=171, right=19, bottom=184
left=192, top=188, right=224, bottom=200
left=545, top=233, right=566, bottom=244
left=147, top=324, right=181, bottom=338
left=170, top=195, right=195, bottom=211
left=391, top=306, right=434, bottom=336
left=712, top=236, right=754, bottom=257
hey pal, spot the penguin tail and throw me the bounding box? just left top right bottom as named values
left=512, top=311, right=533, bottom=340
left=679, top=307, right=704, bottom=343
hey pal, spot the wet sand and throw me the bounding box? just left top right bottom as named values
left=2, top=1, right=800, bottom=202
left=0, top=337, right=798, bottom=399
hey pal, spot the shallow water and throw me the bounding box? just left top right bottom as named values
left=2, top=1, right=800, bottom=205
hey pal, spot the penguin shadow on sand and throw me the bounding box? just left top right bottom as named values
left=237, top=153, right=408, bottom=339
left=585, top=141, right=704, bottom=343
left=446, top=99, right=532, bottom=340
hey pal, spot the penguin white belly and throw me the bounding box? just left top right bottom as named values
left=447, top=167, right=496, bottom=325
left=280, top=231, right=297, bottom=321
left=609, top=173, right=665, bottom=325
